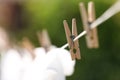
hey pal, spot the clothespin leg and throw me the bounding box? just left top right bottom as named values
left=21, top=37, right=35, bottom=59
left=37, top=29, right=52, bottom=52
left=63, top=20, right=76, bottom=60
left=79, top=2, right=92, bottom=48
left=88, top=1, right=99, bottom=48
left=72, top=18, right=81, bottom=59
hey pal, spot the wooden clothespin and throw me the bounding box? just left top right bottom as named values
left=79, top=1, right=99, bottom=48
left=21, top=37, right=35, bottom=59
left=37, top=29, right=51, bottom=52
left=63, top=18, right=81, bottom=60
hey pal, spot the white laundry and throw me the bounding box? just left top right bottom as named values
left=45, top=48, right=75, bottom=79
left=1, top=49, right=22, bottom=80
left=22, top=47, right=75, bottom=80
left=51, top=48, right=75, bottom=76
left=20, top=48, right=33, bottom=80
left=22, top=47, right=46, bottom=80
left=34, top=47, right=46, bottom=60
left=43, top=50, right=65, bottom=80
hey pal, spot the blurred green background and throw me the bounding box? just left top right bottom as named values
left=4, top=0, right=120, bottom=80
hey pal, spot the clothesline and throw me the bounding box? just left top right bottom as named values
left=61, top=0, right=120, bottom=49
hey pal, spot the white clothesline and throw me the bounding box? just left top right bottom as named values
left=61, top=0, right=120, bottom=49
